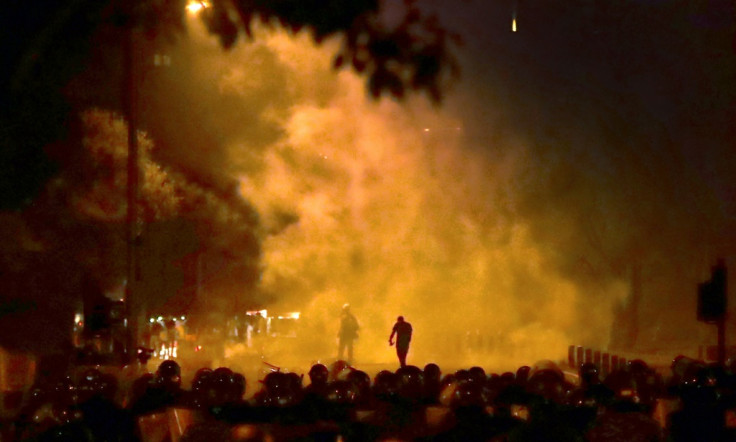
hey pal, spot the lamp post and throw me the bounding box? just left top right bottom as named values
left=122, top=1, right=205, bottom=360
left=186, top=1, right=210, bottom=14
left=124, top=18, right=141, bottom=361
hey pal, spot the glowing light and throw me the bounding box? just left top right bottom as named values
left=186, top=1, right=209, bottom=14
left=278, top=312, right=300, bottom=319
left=149, top=318, right=155, bottom=323
left=512, top=18, right=517, bottom=32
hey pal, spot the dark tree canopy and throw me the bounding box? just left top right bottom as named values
left=0, top=0, right=457, bottom=353
left=1, top=0, right=458, bottom=210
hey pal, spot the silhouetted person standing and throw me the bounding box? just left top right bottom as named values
left=389, top=316, right=413, bottom=368
left=338, top=304, right=359, bottom=364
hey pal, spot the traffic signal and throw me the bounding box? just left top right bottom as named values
left=698, top=260, right=727, bottom=323
left=86, top=300, right=111, bottom=332
left=85, top=299, right=128, bottom=333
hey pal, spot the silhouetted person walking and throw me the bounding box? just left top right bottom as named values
left=389, top=316, right=413, bottom=368
left=338, top=304, right=359, bottom=364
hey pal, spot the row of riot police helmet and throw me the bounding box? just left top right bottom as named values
left=143, top=359, right=652, bottom=411
left=16, top=355, right=736, bottom=442
left=27, top=358, right=664, bottom=415
left=120, top=359, right=558, bottom=414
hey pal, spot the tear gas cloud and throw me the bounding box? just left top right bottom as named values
left=164, top=13, right=725, bottom=370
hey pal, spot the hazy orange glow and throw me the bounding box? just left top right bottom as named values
left=154, top=15, right=720, bottom=374
left=160, top=22, right=628, bottom=371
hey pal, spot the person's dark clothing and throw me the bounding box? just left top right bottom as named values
left=338, top=311, right=359, bottom=363
left=667, top=386, right=724, bottom=442
left=78, top=396, right=137, bottom=441
left=391, top=320, right=413, bottom=368
left=392, top=322, right=412, bottom=348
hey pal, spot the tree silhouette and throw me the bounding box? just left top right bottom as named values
left=0, top=0, right=457, bottom=353
left=0, top=109, right=260, bottom=353
left=2, top=0, right=459, bottom=210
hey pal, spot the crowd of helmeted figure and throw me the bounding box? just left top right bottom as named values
left=8, top=354, right=736, bottom=441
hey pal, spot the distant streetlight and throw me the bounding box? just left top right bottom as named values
left=186, top=1, right=210, bottom=15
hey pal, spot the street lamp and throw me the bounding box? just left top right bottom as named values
left=123, top=15, right=140, bottom=361
left=123, top=14, right=172, bottom=359
left=186, top=1, right=210, bottom=15
left=124, top=1, right=199, bottom=360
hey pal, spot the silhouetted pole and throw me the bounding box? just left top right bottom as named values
left=628, top=263, right=642, bottom=348
left=124, top=20, right=140, bottom=360
left=715, top=259, right=728, bottom=366
left=698, top=258, right=728, bottom=366
left=718, top=315, right=726, bottom=366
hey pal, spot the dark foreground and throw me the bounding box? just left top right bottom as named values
left=4, top=354, right=736, bottom=441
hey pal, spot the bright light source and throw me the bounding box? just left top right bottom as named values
left=181, top=316, right=186, bottom=320
left=149, top=318, right=155, bottom=323
left=186, top=1, right=209, bottom=14
left=512, top=18, right=517, bottom=32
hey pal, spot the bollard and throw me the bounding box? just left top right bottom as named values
left=585, top=348, right=593, bottom=364
left=568, top=346, right=576, bottom=368
left=611, top=355, right=619, bottom=371
left=594, top=350, right=601, bottom=368
left=576, top=346, right=584, bottom=369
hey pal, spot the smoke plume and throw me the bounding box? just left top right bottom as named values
left=142, top=2, right=733, bottom=369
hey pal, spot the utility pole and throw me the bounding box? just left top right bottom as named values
left=697, top=258, right=728, bottom=366
left=124, top=17, right=141, bottom=361
left=121, top=6, right=173, bottom=360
